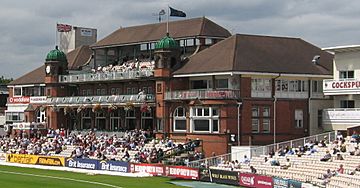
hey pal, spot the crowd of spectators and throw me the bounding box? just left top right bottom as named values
left=0, top=128, right=203, bottom=164
left=91, top=59, right=154, bottom=74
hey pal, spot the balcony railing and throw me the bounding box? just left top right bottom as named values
left=59, top=70, right=154, bottom=83
left=323, top=78, right=360, bottom=95
left=47, top=94, right=154, bottom=106
left=165, top=90, right=240, bottom=100
left=323, top=108, right=360, bottom=124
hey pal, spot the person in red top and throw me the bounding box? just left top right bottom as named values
left=337, top=164, right=344, bottom=174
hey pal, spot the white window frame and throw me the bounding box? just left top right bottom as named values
left=13, top=87, right=22, bottom=97
left=190, top=107, right=219, bottom=133
left=173, top=107, right=187, bottom=132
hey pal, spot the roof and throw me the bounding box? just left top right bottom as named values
left=323, top=45, right=360, bottom=53
left=174, top=34, right=333, bottom=76
left=9, top=46, right=92, bottom=86
left=91, top=17, right=231, bottom=48
left=9, top=65, right=45, bottom=85
left=67, top=45, right=92, bottom=70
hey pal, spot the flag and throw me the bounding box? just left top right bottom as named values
left=169, top=7, right=186, bottom=17
left=57, top=23, right=72, bottom=32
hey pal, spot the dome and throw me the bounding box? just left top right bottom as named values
left=155, top=34, right=179, bottom=50
left=45, top=46, right=67, bottom=62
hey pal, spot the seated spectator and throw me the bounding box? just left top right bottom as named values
left=336, top=153, right=344, bottom=160
left=250, top=166, right=257, bottom=174
left=270, top=158, right=280, bottom=166
left=320, top=151, right=332, bottom=162
left=241, top=155, right=250, bottom=164
left=355, top=147, right=360, bottom=156
left=350, top=164, right=360, bottom=175
left=268, top=149, right=275, bottom=158
left=336, top=132, right=343, bottom=141
left=322, top=169, right=334, bottom=180
left=234, top=160, right=240, bottom=169
left=280, top=158, right=291, bottom=169
left=332, top=148, right=339, bottom=155
left=351, top=131, right=360, bottom=143
left=319, top=140, right=327, bottom=147
left=337, top=164, right=344, bottom=174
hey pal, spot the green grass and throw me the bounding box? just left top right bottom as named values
left=0, top=165, right=185, bottom=188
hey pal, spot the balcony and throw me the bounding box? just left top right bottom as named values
left=47, top=94, right=155, bottom=106
left=323, top=78, right=360, bottom=95
left=165, top=90, right=240, bottom=100
left=59, top=70, right=154, bottom=83
left=322, top=108, right=360, bottom=130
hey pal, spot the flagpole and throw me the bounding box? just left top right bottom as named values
left=55, top=22, right=58, bottom=48
left=166, top=5, right=169, bottom=35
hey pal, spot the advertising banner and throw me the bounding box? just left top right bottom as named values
left=254, top=175, right=273, bottom=188
left=99, top=160, right=129, bottom=173
left=8, top=96, right=30, bottom=104
left=6, top=154, right=65, bottom=166
left=130, top=163, right=164, bottom=176
left=273, top=177, right=288, bottom=188
left=239, top=173, right=256, bottom=187
left=239, top=173, right=273, bottom=188
left=66, top=158, right=99, bottom=170
left=288, top=180, right=302, bottom=188
left=209, top=169, right=239, bottom=186
left=165, top=166, right=199, bottom=180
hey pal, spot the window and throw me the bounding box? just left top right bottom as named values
left=252, top=106, right=271, bottom=133
left=14, top=87, right=22, bottom=96
left=252, top=79, right=271, bottom=91
left=295, top=109, right=303, bottom=128
left=173, top=107, right=187, bottom=132
left=82, top=90, right=87, bottom=96
left=190, top=80, right=212, bottom=89
left=101, top=89, right=106, bottom=95
left=111, top=88, right=116, bottom=95
left=157, top=119, right=164, bottom=132
left=96, top=89, right=101, bottom=95
left=312, top=80, right=323, bottom=93
left=116, top=88, right=121, bottom=95
left=205, top=38, right=213, bottom=45
left=339, top=71, right=354, bottom=79
left=140, top=43, right=148, bottom=51
left=5, top=112, right=24, bottom=122
left=252, top=119, right=259, bottom=133
left=148, top=87, right=153, bottom=94
left=186, top=39, right=194, bottom=46
left=87, top=89, right=92, bottom=96
left=190, top=107, right=219, bottom=133
left=263, top=119, right=270, bottom=133
left=276, top=80, right=308, bottom=92
left=215, top=79, right=228, bottom=89
left=127, top=88, right=132, bottom=94
left=340, top=100, right=355, bottom=108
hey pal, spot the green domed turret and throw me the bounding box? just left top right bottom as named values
left=45, top=46, right=67, bottom=62
left=155, top=34, right=179, bottom=50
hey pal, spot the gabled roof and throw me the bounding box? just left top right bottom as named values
left=9, top=46, right=92, bottom=86
left=174, top=34, right=333, bottom=76
left=67, top=45, right=92, bottom=70
left=91, top=17, right=231, bottom=48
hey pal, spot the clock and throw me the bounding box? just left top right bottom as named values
left=46, top=65, right=51, bottom=74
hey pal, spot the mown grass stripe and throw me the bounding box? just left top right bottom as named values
left=0, top=170, right=122, bottom=188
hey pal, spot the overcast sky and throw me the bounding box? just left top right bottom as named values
left=1, top=0, right=360, bottom=79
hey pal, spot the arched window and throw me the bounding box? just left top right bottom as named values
left=173, top=106, right=186, bottom=132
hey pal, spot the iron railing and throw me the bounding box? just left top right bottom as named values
left=59, top=70, right=154, bottom=83
left=187, top=131, right=337, bottom=168
left=165, top=90, right=240, bottom=100
left=47, top=94, right=155, bottom=106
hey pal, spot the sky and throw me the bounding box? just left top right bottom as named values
left=1, top=0, right=360, bottom=79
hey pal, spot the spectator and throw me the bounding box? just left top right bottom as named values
left=336, top=153, right=344, bottom=160
left=241, top=155, right=250, bottom=164
left=250, top=166, right=257, bottom=174
left=337, top=164, right=344, bottom=174
left=320, top=151, right=332, bottom=162
left=281, top=158, right=291, bottom=169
